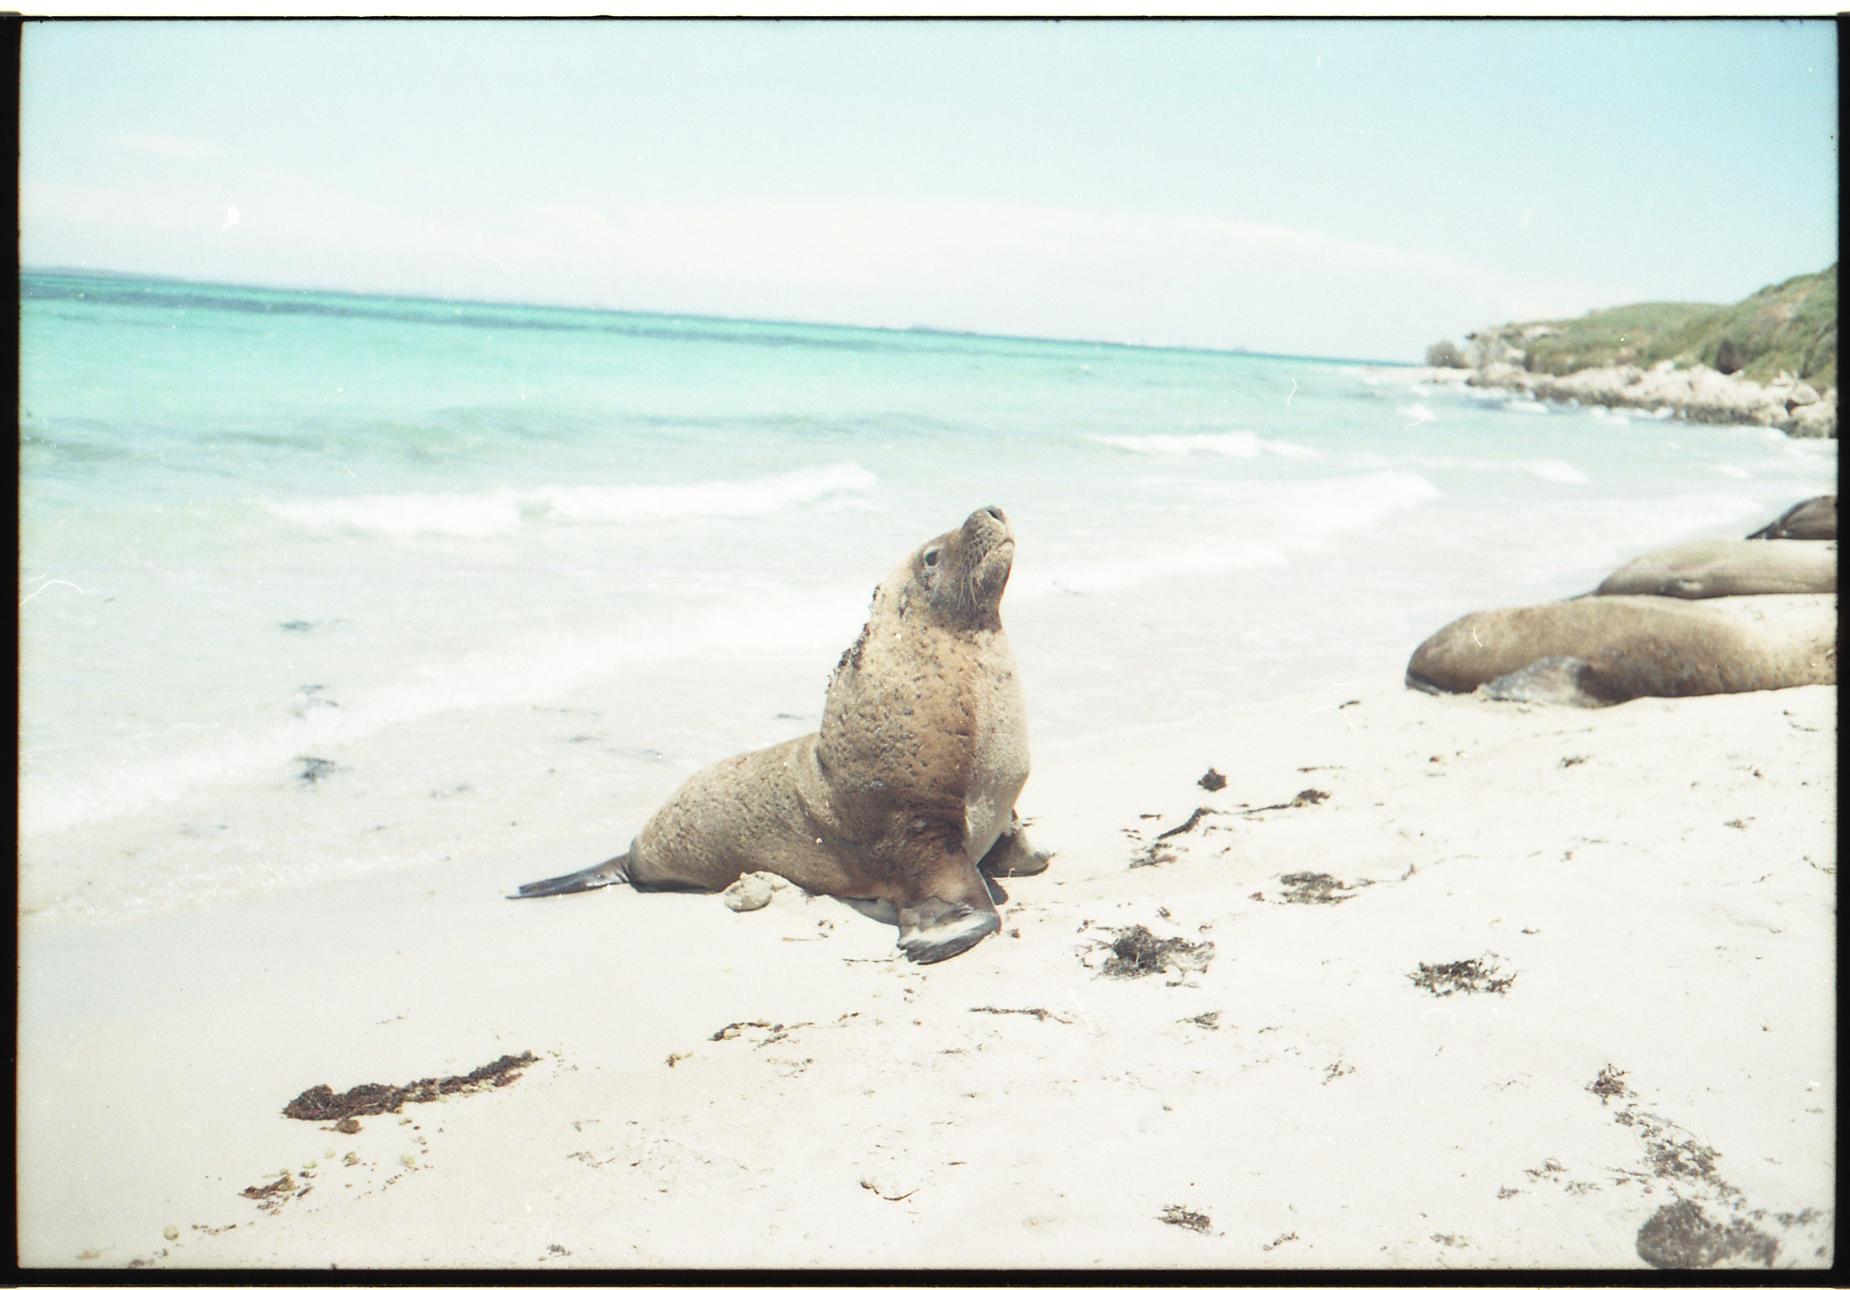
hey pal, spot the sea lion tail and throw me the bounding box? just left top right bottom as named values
left=507, top=851, right=634, bottom=900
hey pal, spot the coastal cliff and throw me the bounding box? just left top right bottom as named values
left=1428, top=265, right=1838, bottom=437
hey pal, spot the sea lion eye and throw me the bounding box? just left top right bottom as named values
left=922, top=548, right=939, bottom=568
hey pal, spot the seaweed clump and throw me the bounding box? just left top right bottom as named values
left=282, top=1051, right=537, bottom=1121
left=1096, top=925, right=1215, bottom=980
left=1278, top=872, right=1367, bottom=905
left=1636, top=1199, right=1779, bottom=1269
left=1407, top=956, right=1516, bottom=996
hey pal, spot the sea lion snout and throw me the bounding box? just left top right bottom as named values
left=960, top=507, right=1016, bottom=607
left=962, top=503, right=1021, bottom=555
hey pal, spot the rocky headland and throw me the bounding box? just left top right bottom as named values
left=1423, top=265, right=1838, bottom=438
left=1465, top=358, right=1835, bottom=438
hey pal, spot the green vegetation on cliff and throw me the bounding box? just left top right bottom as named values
left=1483, top=265, right=1837, bottom=390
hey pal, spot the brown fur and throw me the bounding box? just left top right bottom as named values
left=1746, top=495, right=1836, bottom=541
left=1406, top=594, right=1837, bottom=704
left=1595, top=539, right=1836, bottom=598
left=521, top=508, right=1042, bottom=963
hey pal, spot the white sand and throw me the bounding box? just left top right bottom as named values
left=17, top=675, right=1836, bottom=1271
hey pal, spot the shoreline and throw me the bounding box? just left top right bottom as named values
left=1410, top=362, right=1837, bottom=438
left=17, top=671, right=1837, bottom=1271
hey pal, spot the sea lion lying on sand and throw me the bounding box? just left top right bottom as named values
left=1746, top=495, right=1836, bottom=540
left=511, top=506, right=1051, bottom=964
left=1595, top=539, right=1836, bottom=598
left=1406, top=594, right=1837, bottom=706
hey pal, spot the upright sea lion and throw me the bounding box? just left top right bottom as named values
left=1595, top=539, right=1836, bottom=598
left=1406, top=593, right=1837, bottom=706
left=1746, top=495, right=1836, bottom=540
left=511, top=506, right=1050, bottom=964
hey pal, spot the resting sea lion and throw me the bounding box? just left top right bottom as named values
left=1746, top=495, right=1836, bottom=540
left=1595, top=539, right=1836, bottom=598
left=511, top=506, right=1050, bottom=964
left=1406, top=593, right=1837, bottom=706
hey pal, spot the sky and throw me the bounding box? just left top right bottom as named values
left=18, top=18, right=1840, bottom=361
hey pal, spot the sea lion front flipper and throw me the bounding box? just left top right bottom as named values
left=898, top=896, right=1001, bottom=964
left=507, top=851, right=634, bottom=900
left=896, top=847, right=1001, bottom=964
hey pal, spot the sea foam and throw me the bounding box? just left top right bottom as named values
left=1017, top=469, right=1440, bottom=596
left=1089, top=431, right=1322, bottom=461
left=1527, top=459, right=1591, bottom=484
left=264, top=463, right=879, bottom=538
left=265, top=491, right=525, bottom=539
left=528, top=463, right=878, bottom=522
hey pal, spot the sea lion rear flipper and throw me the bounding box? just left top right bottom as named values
left=507, top=851, right=633, bottom=900
left=978, top=815, right=1054, bottom=878
left=1479, top=656, right=1614, bottom=708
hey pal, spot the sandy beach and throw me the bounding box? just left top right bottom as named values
left=18, top=14, right=1842, bottom=1278
left=18, top=668, right=1835, bottom=1271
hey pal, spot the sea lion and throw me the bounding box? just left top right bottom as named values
left=1594, top=539, right=1836, bottom=598
left=510, top=506, right=1050, bottom=964
left=1405, top=593, right=1837, bottom=706
left=1746, top=495, right=1836, bottom=540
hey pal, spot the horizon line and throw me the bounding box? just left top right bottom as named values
left=19, top=261, right=1416, bottom=370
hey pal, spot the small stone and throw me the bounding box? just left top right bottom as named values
left=722, top=873, right=776, bottom=913
left=163, top=1226, right=179, bottom=1242
left=335, top=1117, right=362, bottom=1134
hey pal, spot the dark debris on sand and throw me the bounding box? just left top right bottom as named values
left=240, top=1170, right=295, bottom=1203
left=1588, top=1062, right=1629, bottom=1104
left=296, top=756, right=338, bottom=785
left=1408, top=956, right=1516, bottom=996
left=1636, top=1199, right=1779, bottom=1269
left=1236, top=787, right=1332, bottom=817
left=282, top=1052, right=537, bottom=1121
left=1158, top=1204, right=1213, bottom=1233
left=1278, top=871, right=1370, bottom=905
left=1197, top=767, right=1228, bottom=792
left=1155, top=807, right=1217, bottom=841
left=969, top=1006, right=1071, bottom=1024
left=1096, top=925, right=1215, bottom=980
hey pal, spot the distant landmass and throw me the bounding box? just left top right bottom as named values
left=1425, top=265, right=1838, bottom=437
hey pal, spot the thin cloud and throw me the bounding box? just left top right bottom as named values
left=20, top=182, right=1644, bottom=360
left=101, top=132, right=226, bottom=161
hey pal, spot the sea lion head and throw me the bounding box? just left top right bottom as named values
left=903, top=506, right=1015, bottom=630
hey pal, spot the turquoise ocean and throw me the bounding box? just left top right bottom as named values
left=18, top=269, right=1838, bottom=924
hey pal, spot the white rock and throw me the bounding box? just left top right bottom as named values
left=722, top=873, right=777, bottom=913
